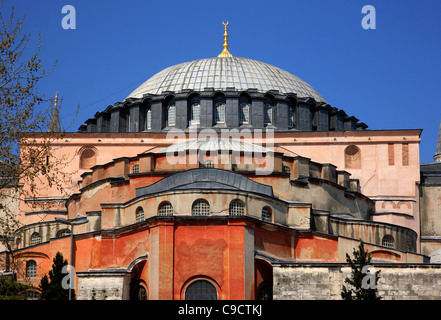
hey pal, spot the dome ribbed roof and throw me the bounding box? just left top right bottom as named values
left=127, top=57, right=326, bottom=103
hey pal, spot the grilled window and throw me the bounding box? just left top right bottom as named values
left=185, top=280, right=217, bottom=300
left=30, top=232, right=41, bottom=246
left=192, top=199, right=210, bottom=216
left=262, top=207, right=272, bottom=222
left=26, top=260, right=37, bottom=278
left=158, top=202, right=173, bottom=216
left=229, top=200, right=245, bottom=216
left=136, top=207, right=145, bottom=222
left=382, top=235, right=394, bottom=248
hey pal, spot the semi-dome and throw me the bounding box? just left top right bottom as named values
left=127, top=57, right=326, bottom=103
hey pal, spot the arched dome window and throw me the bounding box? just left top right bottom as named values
left=287, top=98, right=296, bottom=129
left=189, top=96, right=201, bottom=126
left=136, top=207, right=145, bottom=223
left=239, top=95, right=250, bottom=125
left=192, top=199, right=210, bottom=216
left=158, top=202, right=173, bottom=216
left=382, top=235, right=394, bottom=248
left=56, top=229, right=71, bottom=237
left=264, top=96, right=275, bottom=126
left=30, top=232, right=41, bottom=246
left=229, top=199, right=245, bottom=216
left=185, top=279, right=217, bottom=300
left=145, top=108, right=152, bottom=130
left=167, top=102, right=176, bottom=127
left=214, top=94, right=226, bottom=124
left=262, top=207, right=272, bottom=222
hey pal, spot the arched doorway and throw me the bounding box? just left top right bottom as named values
left=255, top=258, right=273, bottom=300
left=129, top=258, right=148, bottom=300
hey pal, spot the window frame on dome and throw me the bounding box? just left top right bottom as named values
left=214, top=94, right=226, bottom=124
left=30, top=232, right=42, bottom=246
left=167, top=103, right=176, bottom=127
left=145, top=108, right=152, bottom=130
left=189, top=96, right=201, bottom=126
left=239, top=94, right=250, bottom=125
left=229, top=199, right=245, bottom=216
left=192, top=199, right=210, bottom=216
left=135, top=207, right=145, bottom=223
left=264, top=96, right=275, bottom=126
left=158, top=202, right=173, bottom=216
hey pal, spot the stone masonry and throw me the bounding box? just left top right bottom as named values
left=273, top=263, right=441, bottom=300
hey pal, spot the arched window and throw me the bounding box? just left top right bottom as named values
left=229, top=199, right=245, bottom=216
left=132, top=164, right=140, bottom=174
left=190, top=97, right=201, bottom=126
left=344, top=145, right=361, bottom=169
left=201, top=160, right=214, bottom=168
left=136, top=207, right=145, bottom=223
left=79, top=147, right=97, bottom=169
left=167, top=102, right=176, bottom=127
left=192, top=199, right=210, bottom=216
left=158, top=202, right=173, bottom=216
left=214, top=95, right=226, bottom=124
left=26, top=260, right=37, bottom=278
left=264, top=96, right=275, bottom=126
left=30, top=232, right=41, bottom=246
left=288, top=106, right=295, bottom=129
left=56, top=229, right=71, bottom=237
left=239, top=95, right=250, bottom=125
left=134, top=284, right=148, bottom=300
left=382, top=235, right=394, bottom=248
left=145, top=108, right=152, bottom=130
left=262, top=207, right=272, bottom=223
left=185, top=280, right=217, bottom=300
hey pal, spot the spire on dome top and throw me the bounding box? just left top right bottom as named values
left=218, top=21, right=233, bottom=58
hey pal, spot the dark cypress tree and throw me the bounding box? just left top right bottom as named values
left=39, top=252, right=75, bottom=300
left=341, top=241, right=381, bottom=300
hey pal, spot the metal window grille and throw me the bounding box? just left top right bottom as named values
left=192, top=200, right=210, bottom=216
left=382, top=235, right=394, bottom=248
left=229, top=200, right=244, bottom=216
left=26, top=260, right=37, bottom=278
left=215, top=101, right=226, bottom=123
left=30, top=233, right=41, bottom=246
left=158, top=202, right=173, bottom=216
left=288, top=107, right=294, bottom=128
left=264, top=103, right=272, bottom=125
left=190, top=102, right=200, bottom=125
left=132, top=164, right=139, bottom=174
left=146, top=109, right=152, bottom=130
left=185, top=280, right=217, bottom=300
left=57, top=229, right=71, bottom=237
left=136, top=208, right=145, bottom=222
left=239, top=102, right=249, bottom=124
left=203, top=160, right=214, bottom=168
left=168, top=104, right=176, bottom=127
left=262, top=207, right=272, bottom=222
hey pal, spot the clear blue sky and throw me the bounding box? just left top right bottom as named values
left=7, top=0, right=441, bottom=164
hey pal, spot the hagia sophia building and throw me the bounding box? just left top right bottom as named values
left=1, top=22, right=441, bottom=300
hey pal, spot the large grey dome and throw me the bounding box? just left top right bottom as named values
left=127, top=57, right=326, bottom=103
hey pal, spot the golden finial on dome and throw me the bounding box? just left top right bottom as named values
left=218, top=20, right=233, bottom=58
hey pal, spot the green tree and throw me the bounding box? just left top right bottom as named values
left=39, top=252, right=74, bottom=300
left=0, top=275, right=35, bottom=299
left=341, top=241, right=381, bottom=300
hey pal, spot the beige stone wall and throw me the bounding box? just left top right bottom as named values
left=273, top=264, right=441, bottom=300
